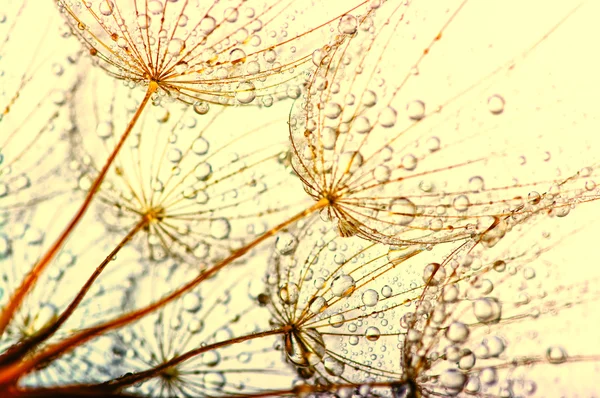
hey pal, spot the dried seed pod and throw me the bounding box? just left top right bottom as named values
left=290, top=0, right=600, bottom=247
left=56, top=0, right=370, bottom=106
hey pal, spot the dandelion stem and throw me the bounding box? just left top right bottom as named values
left=0, top=82, right=158, bottom=338
left=0, top=197, right=329, bottom=384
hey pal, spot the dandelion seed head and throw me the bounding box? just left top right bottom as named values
left=56, top=0, right=369, bottom=106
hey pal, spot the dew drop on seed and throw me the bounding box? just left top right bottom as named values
left=235, top=81, right=256, bottom=103
left=275, top=232, right=298, bottom=255
left=406, top=100, right=425, bottom=121
left=210, top=218, right=231, bottom=239
left=440, top=369, right=467, bottom=389
left=365, top=326, right=381, bottom=341
left=309, top=296, right=327, bottom=313
left=331, top=274, right=355, bottom=297
left=361, top=289, right=379, bottom=307
left=279, top=283, right=299, bottom=305
left=473, top=297, right=502, bottom=323
left=338, top=14, right=358, bottom=34
left=423, top=263, right=446, bottom=286
left=546, top=346, right=567, bottom=364
left=445, top=321, right=470, bottom=343
left=378, top=106, right=397, bottom=127
left=191, top=137, right=209, bottom=155
left=452, top=195, right=470, bottom=212
left=324, top=102, right=342, bottom=119
left=487, top=94, right=505, bottom=115
left=324, top=356, right=345, bottom=376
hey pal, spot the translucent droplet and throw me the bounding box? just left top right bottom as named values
left=546, top=346, right=567, bottom=364
left=193, top=102, right=209, bottom=115
left=279, top=283, right=299, bottom=305
left=473, top=298, right=502, bottom=323
left=440, top=369, right=467, bottom=389
left=445, top=321, right=469, bottom=343
left=452, top=195, right=470, bottom=212
left=99, top=0, right=114, bottom=16
left=487, top=94, right=505, bottom=115
left=236, top=81, right=256, bottom=104
left=324, top=102, right=342, bottom=119
left=200, top=16, right=217, bottom=34
left=406, top=100, right=425, bottom=121
left=309, top=296, right=327, bottom=314
left=361, top=289, right=379, bottom=307
left=389, top=197, right=417, bottom=225
left=96, top=121, right=113, bottom=139
left=329, top=313, right=345, bottom=328
left=373, top=165, right=391, bottom=183
left=381, top=285, right=393, bottom=298
left=378, top=106, right=397, bottom=127
left=324, top=356, right=345, bottom=376
left=365, top=326, right=381, bottom=342
left=338, top=14, right=358, bottom=34
left=423, top=263, right=446, bottom=286
left=182, top=292, right=202, bottom=312
left=192, top=137, right=209, bottom=155
left=331, top=274, right=355, bottom=297
left=210, top=218, right=231, bottom=239
left=275, top=232, right=298, bottom=255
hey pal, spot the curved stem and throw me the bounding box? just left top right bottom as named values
left=0, top=197, right=328, bottom=385
left=0, top=82, right=158, bottom=337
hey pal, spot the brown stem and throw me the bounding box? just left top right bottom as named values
left=0, top=197, right=328, bottom=384
left=0, top=217, right=148, bottom=368
left=0, top=82, right=158, bottom=337
left=105, top=326, right=291, bottom=390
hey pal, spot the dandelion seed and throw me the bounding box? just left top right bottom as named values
left=70, top=69, right=310, bottom=266
left=56, top=0, right=370, bottom=106
left=289, top=0, right=600, bottom=248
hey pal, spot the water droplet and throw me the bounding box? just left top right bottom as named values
left=361, top=289, right=379, bottom=307
left=279, top=283, right=299, bottom=305
left=99, top=0, right=114, bottom=16
left=389, top=197, right=417, bottom=225
left=406, top=100, right=425, bottom=121
left=373, top=165, right=391, bottom=183
left=546, top=346, right=567, bottom=364
left=309, top=296, right=327, bottom=313
left=379, top=106, right=397, bottom=127
left=338, top=14, right=358, bottom=34
left=210, top=218, right=231, bottom=239
left=440, top=369, right=467, bottom=389
left=487, top=94, right=505, bottom=115
left=193, top=102, right=209, bottom=115
left=275, top=232, right=298, bottom=255
left=473, top=298, right=502, bottom=323
left=324, top=102, right=342, bottom=119
left=331, top=274, right=355, bottom=297
left=365, top=326, right=381, bottom=341
left=423, top=263, right=446, bottom=286
left=323, top=356, right=345, bottom=377
left=452, top=195, right=470, bottom=212
left=182, top=292, right=202, bottom=312
left=445, top=321, right=470, bottom=343
left=235, top=81, right=256, bottom=104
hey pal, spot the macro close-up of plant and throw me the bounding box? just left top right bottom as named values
left=1, top=0, right=600, bottom=397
